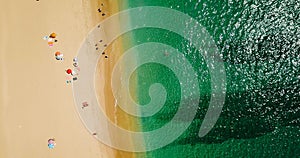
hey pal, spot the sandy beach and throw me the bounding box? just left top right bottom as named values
left=0, top=0, right=138, bottom=157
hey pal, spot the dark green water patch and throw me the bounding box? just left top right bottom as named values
left=125, top=0, right=300, bottom=157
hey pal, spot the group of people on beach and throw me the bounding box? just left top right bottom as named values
left=43, top=32, right=58, bottom=47
left=65, top=57, right=80, bottom=83
left=43, top=32, right=81, bottom=149
left=43, top=32, right=80, bottom=84
left=40, top=2, right=112, bottom=151
left=43, top=3, right=110, bottom=149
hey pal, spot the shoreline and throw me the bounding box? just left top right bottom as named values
left=94, top=0, right=143, bottom=156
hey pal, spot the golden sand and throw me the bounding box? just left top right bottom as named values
left=0, top=0, right=141, bottom=157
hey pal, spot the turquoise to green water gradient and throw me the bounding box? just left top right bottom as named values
left=119, top=0, right=299, bottom=157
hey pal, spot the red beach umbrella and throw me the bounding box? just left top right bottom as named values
left=66, top=69, right=72, bottom=74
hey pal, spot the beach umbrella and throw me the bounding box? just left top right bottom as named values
left=48, top=42, right=54, bottom=47
left=47, top=138, right=56, bottom=149
left=55, top=52, right=63, bottom=60
left=66, top=69, right=72, bottom=75
left=55, top=51, right=61, bottom=56
left=49, top=33, right=57, bottom=38
left=66, top=68, right=78, bottom=76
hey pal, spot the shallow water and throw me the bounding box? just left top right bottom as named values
left=119, top=0, right=299, bottom=157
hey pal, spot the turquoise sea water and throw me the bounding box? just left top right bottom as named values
left=119, top=0, right=299, bottom=157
